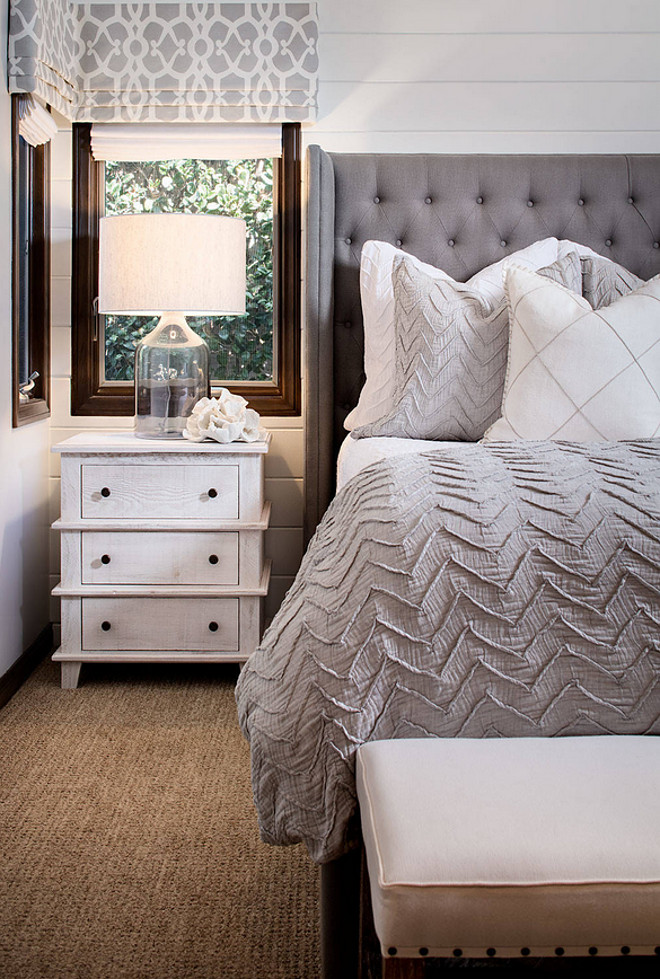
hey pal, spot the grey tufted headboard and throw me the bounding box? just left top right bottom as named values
left=304, top=147, right=660, bottom=541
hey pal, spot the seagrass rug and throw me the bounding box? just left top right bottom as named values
left=0, top=658, right=320, bottom=979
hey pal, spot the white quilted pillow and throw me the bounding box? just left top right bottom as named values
left=484, top=266, right=660, bottom=441
left=345, top=237, right=562, bottom=430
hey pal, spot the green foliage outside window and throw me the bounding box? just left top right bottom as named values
left=103, top=158, right=274, bottom=382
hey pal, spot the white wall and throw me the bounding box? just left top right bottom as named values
left=0, top=3, right=51, bottom=678
left=310, top=0, right=660, bottom=154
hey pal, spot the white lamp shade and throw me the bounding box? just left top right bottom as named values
left=98, top=213, right=246, bottom=315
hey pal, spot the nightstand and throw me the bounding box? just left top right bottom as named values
left=51, top=433, right=271, bottom=689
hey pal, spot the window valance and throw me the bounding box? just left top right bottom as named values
left=9, top=2, right=318, bottom=124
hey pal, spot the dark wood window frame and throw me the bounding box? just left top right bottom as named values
left=71, top=122, right=301, bottom=417
left=11, top=96, right=51, bottom=428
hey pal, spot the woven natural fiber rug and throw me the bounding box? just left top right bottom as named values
left=0, top=658, right=320, bottom=979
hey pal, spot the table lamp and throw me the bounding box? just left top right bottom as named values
left=99, top=213, right=246, bottom=439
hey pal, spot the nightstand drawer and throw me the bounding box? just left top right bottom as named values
left=81, top=597, right=239, bottom=651
left=81, top=532, right=239, bottom=586
left=81, top=464, right=239, bottom=520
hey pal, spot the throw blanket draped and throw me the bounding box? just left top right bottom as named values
left=236, top=442, right=660, bottom=863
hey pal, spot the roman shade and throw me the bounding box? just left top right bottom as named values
left=17, top=92, right=58, bottom=146
left=90, top=123, right=283, bottom=161
left=8, top=1, right=319, bottom=124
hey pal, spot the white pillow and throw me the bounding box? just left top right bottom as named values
left=345, top=237, right=562, bottom=431
left=484, top=266, right=660, bottom=442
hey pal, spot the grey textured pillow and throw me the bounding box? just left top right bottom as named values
left=352, top=251, right=582, bottom=442
left=580, top=253, right=643, bottom=309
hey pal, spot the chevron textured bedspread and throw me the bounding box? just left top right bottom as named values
left=236, top=441, right=660, bottom=863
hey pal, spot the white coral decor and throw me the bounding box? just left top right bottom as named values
left=183, top=390, right=266, bottom=444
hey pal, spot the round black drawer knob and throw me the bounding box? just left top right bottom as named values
left=209, top=554, right=219, bottom=565
left=209, top=621, right=219, bottom=632
left=101, top=621, right=111, bottom=632
left=101, top=487, right=111, bottom=498
left=208, top=488, right=218, bottom=498
left=101, top=554, right=111, bottom=565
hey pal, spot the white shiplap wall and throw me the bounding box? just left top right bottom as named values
left=310, top=0, right=660, bottom=154
left=48, top=0, right=660, bottom=625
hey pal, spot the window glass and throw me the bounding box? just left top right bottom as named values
left=102, top=158, right=274, bottom=384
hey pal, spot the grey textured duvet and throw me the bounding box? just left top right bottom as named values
left=236, top=441, right=660, bottom=863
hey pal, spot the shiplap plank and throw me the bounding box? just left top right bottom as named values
left=317, top=81, right=660, bottom=133
left=320, top=33, right=660, bottom=83
left=264, top=428, right=304, bottom=478
left=303, top=130, right=660, bottom=155
left=51, top=178, right=72, bottom=231
left=265, top=478, right=304, bottom=527
left=51, top=278, right=70, bottom=329
left=265, top=528, right=304, bottom=576
left=318, top=0, right=660, bottom=34
left=261, top=416, right=304, bottom=429
left=51, top=326, right=72, bottom=378
left=51, top=232, right=72, bottom=277
left=265, top=576, right=295, bottom=621
left=50, top=129, right=72, bottom=180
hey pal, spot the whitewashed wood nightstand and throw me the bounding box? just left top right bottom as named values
left=51, top=433, right=271, bottom=689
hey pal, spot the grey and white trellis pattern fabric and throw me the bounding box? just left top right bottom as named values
left=9, top=1, right=318, bottom=123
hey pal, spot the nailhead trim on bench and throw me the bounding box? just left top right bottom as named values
left=384, top=944, right=660, bottom=958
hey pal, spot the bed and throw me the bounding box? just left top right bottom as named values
left=236, top=150, right=660, bottom=976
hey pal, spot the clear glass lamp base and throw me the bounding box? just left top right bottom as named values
left=134, top=415, right=186, bottom=440
left=133, top=311, right=210, bottom=441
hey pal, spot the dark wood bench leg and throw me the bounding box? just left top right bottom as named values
left=321, top=847, right=362, bottom=979
left=382, top=959, right=425, bottom=979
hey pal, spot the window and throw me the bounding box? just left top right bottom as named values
left=11, top=96, right=51, bottom=427
left=72, top=124, right=301, bottom=417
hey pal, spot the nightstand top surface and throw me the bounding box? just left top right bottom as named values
left=52, top=432, right=272, bottom=454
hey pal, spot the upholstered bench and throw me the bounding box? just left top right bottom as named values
left=356, top=736, right=660, bottom=977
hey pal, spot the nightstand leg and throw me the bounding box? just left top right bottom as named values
left=61, top=662, right=82, bottom=689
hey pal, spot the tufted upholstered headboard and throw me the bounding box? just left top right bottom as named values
left=303, top=147, right=660, bottom=541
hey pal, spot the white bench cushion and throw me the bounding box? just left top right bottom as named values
left=357, top=736, right=660, bottom=958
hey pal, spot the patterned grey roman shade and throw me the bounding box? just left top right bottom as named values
left=8, top=1, right=319, bottom=123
